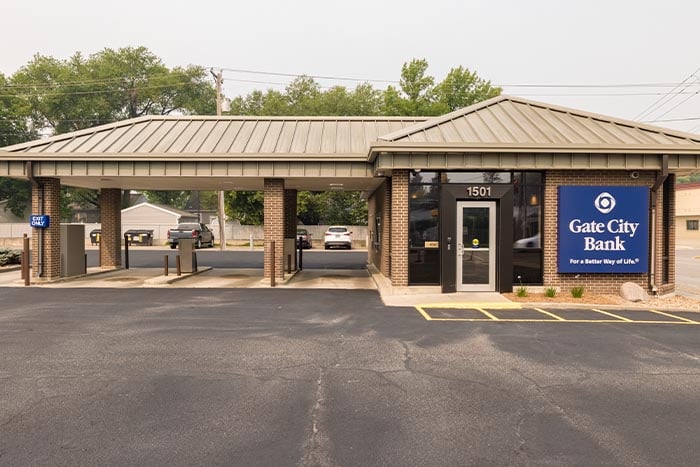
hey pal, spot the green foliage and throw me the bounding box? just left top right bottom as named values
left=544, top=286, right=558, bottom=298
left=571, top=286, right=585, bottom=299
left=225, top=191, right=264, bottom=225
left=143, top=190, right=190, bottom=209
left=0, top=178, right=30, bottom=218
left=515, top=274, right=528, bottom=297
left=677, top=174, right=700, bottom=184
left=9, top=47, right=216, bottom=134
left=434, top=66, right=502, bottom=111
left=0, top=248, right=22, bottom=266
left=296, top=191, right=367, bottom=226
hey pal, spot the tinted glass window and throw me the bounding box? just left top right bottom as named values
left=512, top=172, right=543, bottom=284
left=329, top=227, right=348, bottom=233
left=178, top=223, right=200, bottom=229
left=442, top=172, right=512, bottom=184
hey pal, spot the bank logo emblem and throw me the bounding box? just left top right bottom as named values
left=594, top=192, right=616, bottom=214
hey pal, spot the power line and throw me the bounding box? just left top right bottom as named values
left=634, top=65, right=700, bottom=120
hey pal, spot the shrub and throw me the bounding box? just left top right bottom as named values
left=514, top=275, right=528, bottom=297
left=0, top=248, right=22, bottom=266
left=544, top=286, right=558, bottom=298
left=571, top=286, right=584, bottom=299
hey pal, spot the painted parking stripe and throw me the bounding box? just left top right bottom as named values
left=415, top=306, right=433, bottom=321
left=534, top=307, right=566, bottom=321
left=647, top=309, right=699, bottom=323
left=591, top=308, right=633, bottom=322
left=414, top=306, right=700, bottom=324
left=476, top=308, right=500, bottom=321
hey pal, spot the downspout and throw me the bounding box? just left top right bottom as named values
left=26, top=161, right=44, bottom=277
left=649, top=154, right=668, bottom=295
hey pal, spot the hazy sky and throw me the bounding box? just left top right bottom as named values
left=5, top=0, right=700, bottom=132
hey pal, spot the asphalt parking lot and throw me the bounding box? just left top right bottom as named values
left=1, top=287, right=698, bottom=466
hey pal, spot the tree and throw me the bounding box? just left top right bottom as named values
left=3, top=47, right=218, bottom=217
left=143, top=190, right=190, bottom=209
left=434, top=66, right=501, bottom=111
left=10, top=47, right=216, bottom=133
left=0, top=72, right=37, bottom=218
left=224, top=191, right=264, bottom=225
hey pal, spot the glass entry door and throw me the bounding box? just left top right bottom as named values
left=456, top=201, right=496, bottom=291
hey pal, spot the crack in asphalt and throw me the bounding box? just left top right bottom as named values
left=510, top=367, right=652, bottom=467
left=298, top=367, right=336, bottom=467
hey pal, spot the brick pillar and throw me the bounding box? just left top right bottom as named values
left=99, top=188, right=122, bottom=268
left=380, top=178, right=392, bottom=277
left=666, top=174, right=676, bottom=292
left=284, top=189, right=298, bottom=269
left=264, top=179, right=285, bottom=279
left=390, top=170, right=409, bottom=286
left=31, top=178, right=61, bottom=280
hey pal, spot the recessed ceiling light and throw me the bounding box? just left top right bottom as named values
left=329, top=183, right=344, bottom=187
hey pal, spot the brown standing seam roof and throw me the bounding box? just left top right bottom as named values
left=378, top=95, right=700, bottom=147
left=1, top=116, right=427, bottom=157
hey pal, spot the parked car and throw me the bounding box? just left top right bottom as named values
left=297, top=228, right=312, bottom=249
left=167, top=223, right=215, bottom=249
left=324, top=225, right=352, bottom=249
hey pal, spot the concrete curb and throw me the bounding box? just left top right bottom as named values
left=0, top=266, right=21, bottom=274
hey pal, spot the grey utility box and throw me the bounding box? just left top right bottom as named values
left=60, top=224, right=86, bottom=277
left=178, top=239, right=197, bottom=273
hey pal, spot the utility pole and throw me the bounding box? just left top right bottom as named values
left=211, top=69, right=227, bottom=251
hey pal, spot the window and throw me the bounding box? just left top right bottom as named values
left=409, top=175, right=440, bottom=284
left=687, top=220, right=699, bottom=231
left=512, top=172, right=543, bottom=285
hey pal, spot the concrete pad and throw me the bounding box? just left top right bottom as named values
left=281, top=269, right=375, bottom=289
left=368, top=263, right=512, bottom=308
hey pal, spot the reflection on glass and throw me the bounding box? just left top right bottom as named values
left=462, top=207, right=490, bottom=284
left=443, top=172, right=512, bottom=184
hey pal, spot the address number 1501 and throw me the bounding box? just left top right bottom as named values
left=466, top=186, right=491, bottom=197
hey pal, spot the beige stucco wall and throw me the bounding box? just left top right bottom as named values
left=675, top=186, right=700, bottom=243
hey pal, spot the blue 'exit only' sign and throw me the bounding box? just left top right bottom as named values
left=29, top=215, right=50, bottom=228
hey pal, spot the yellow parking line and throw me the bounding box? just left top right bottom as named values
left=476, top=308, right=500, bottom=320
left=424, top=318, right=698, bottom=324
left=647, top=309, right=699, bottom=324
left=534, top=308, right=565, bottom=321
left=415, top=306, right=433, bottom=321
left=418, top=302, right=521, bottom=310
left=591, top=308, right=632, bottom=322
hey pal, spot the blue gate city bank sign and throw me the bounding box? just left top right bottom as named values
left=558, top=186, right=649, bottom=273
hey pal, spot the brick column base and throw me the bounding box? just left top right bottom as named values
left=31, top=178, right=61, bottom=280
left=100, top=188, right=122, bottom=268
left=264, top=179, right=285, bottom=279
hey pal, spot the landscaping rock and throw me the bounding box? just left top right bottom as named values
left=619, top=282, right=648, bottom=302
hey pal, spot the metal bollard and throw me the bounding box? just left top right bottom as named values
left=298, top=237, right=303, bottom=271
left=269, top=240, right=276, bottom=287
left=164, top=255, right=169, bottom=276
left=287, top=254, right=291, bottom=274
left=250, top=234, right=254, bottom=251
left=124, top=233, right=130, bottom=269
left=176, top=255, right=181, bottom=276
left=22, top=234, right=30, bottom=286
